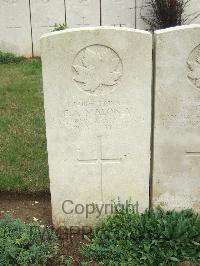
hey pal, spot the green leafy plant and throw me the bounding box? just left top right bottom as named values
left=141, top=0, right=200, bottom=30
left=0, top=50, right=24, bottom=64
left=52, top=23, right=68, bottom=32
left=82, top=208, right=200, bottom=265
left=0, top=215, right=59, bottom=265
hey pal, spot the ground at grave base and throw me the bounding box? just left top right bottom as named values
left=0, top=193, right=199, bottom=266
left=0, top=192, right=88, bottom=265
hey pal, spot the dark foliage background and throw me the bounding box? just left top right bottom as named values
left=141, top=0, right=200, bottom=30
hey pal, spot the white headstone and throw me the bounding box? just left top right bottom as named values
left=185, top=0, right=200, bottom=25
left=136, top=0, right=150, bottom=30
left=41, top=27, right=152, bottom=227
left=0, top=0, right=32, bottom=57
left=153, top=25, right=200, bottom=212
left=101, top=0, right=135, bottom=27
left=65, top=0, right=100, bottom=28
left=30, top=0, right=65, bottom=56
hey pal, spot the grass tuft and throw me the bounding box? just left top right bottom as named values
left=0, top=59, right=49, bottom=192
left=0, top=50, right=24, bottom=64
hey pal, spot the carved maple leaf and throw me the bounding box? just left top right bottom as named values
left=73, top=47, right=122, bottom=92
left=187, top=56, right=200, bottom=88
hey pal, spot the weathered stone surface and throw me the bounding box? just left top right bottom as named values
left=153, top=25, right=200, bottom=212
left=101, top=0, right=135, bottom=27
left=65, top=0, right=100, bottom=28
left=30, top=0, right=65, bottom=56
left=136, top=0, right=150, bottom=30
left=0, top=0, right=32, bottom=56
left=185, top=0, right=200, bottom=24
left=41, top=27, right=152, bottom=227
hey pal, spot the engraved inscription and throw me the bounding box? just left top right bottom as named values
left=159, top=97, right=200, bottom=128
left=64, top=100, right=139, bottom=131
left=73, top=45, right=123, bottom=95
left=154, top=194, right=198, bottom=210
left=79, top=0, right=90, bottom=4
left=187, top=44, right=200, bottom=89
left=3, top=0, right=17, bottom=3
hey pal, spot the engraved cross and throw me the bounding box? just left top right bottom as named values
left=77, top=136, right=122, bottom=200
left=186, top=151, right=200, bottom=157
left=77, top=16, right=90, bottom=26
left=112, top=16, right=126, bottom=27
left=117, top=16, right=126, bottom=27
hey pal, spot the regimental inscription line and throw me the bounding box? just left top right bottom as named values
left=7, top=26, right=21, bottom=29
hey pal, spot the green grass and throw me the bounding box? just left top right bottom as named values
left=0, top=50, right=24, bottom=64
left=0, top=59, right=49, bottom=192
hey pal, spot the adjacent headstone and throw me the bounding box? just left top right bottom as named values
left=153, top=25, right=200, bottom=212
left=65, top=0, right=100, bottom=28
left=101, top=0, right=135, bottom=27
left=41, top=27, right=152, bottom=227
left=30, top=0, right=65, bottom=56
left=185, top=0, right=200, bottom=24
left=0, top=0, right=32, bottom=56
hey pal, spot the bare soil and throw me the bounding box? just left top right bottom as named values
left=0, top=192, right=52, bottom=225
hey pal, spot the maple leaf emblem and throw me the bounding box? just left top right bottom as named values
left=73, top=46, right=122, bottom=93
left=187, top=56, right=200, bottom=88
